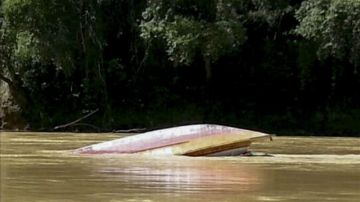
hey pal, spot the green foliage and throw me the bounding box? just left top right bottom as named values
left=0, top=0, right=359, bottom=134
left=295, top=0, right=360, bottom=69
left=140, top=0, right=246, bottom=66
left=3, top=0, right=105, bottom=74
left=14, top=31, right=39, bottom=61
left=0, top=0, right=113, bottom=128
left=233, top=0, right=293, bottom=26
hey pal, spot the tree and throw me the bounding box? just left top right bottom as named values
left=1, top=0, right=110, bottom=125
left=295, top=0, right=360, bottom=72
left=140, top=0, right=247, bottom=80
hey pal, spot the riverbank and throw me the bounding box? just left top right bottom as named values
left=1, top=106, right=360, bottom=137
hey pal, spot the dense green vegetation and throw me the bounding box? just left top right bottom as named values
left=1, top=0, right=359, bottom=135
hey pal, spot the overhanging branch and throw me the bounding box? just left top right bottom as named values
left=53, top=108, right=99, bottom=130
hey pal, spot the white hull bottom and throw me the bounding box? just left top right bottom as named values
left=207, top=147, right=249, bottom=157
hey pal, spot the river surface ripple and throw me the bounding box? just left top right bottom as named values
left=1, top=132, right=360, bottom=202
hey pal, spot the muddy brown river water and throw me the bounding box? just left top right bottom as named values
left=1, top=132, right=359, bottom=202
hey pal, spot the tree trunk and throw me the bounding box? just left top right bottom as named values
left=204, top=57, right=212, bottom=81
left=0, top=79, right=28, bottom=130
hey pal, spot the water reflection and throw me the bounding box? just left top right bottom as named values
left=91, top=156, right=262, bottom=194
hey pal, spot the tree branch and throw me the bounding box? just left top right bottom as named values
left=113, top=128, right=147, bottom=133
left=53, top=108, right=99, bottom=130
left=0, top=73, right=14, bottom=86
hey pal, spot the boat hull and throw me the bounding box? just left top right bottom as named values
left=140, top=134, right=252, bottom=156
left=74, top=124, right=270, bottom=156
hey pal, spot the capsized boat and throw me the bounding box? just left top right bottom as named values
left=74, top=124, right=271, bottom=156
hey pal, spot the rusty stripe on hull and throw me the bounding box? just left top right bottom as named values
left=140, top=134, right=252, bottom=156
